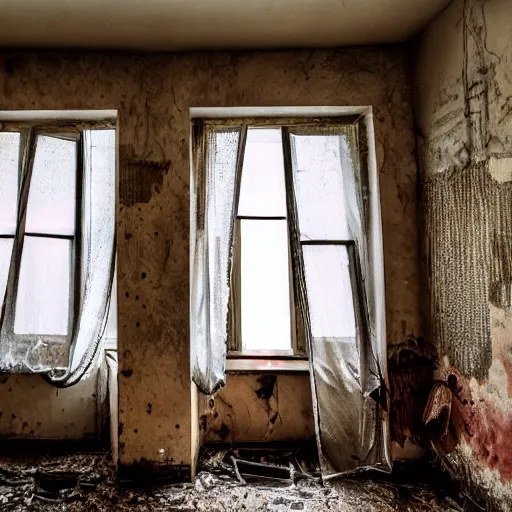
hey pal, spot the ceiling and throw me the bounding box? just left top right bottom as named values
left=0, top=0, right=451, bottom=51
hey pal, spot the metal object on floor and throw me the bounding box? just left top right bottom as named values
left=230, top=457, right=292, bottom=485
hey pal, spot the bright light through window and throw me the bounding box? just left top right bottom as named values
left=240, top=219, right=292, bottom=351
left=236, top=128, right=293, bottom=353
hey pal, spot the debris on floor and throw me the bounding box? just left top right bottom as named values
left=0, top=447, right=465, bottom=511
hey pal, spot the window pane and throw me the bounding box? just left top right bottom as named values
left=237, top=128, right=287, bottom=217
left=0, top=132, right=20, bottom=235
left=25, top=135, right=76, bottom=236
left=241, top=219, right=292, bottom=351
left=14, top=236, right=72, bottom=335
left=0, top=239, right=14, bottom=302
left=302, top=245, right=356, bottom=339
left=291, top=134, right=350, bottom=240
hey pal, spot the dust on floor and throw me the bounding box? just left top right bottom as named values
left=0, top=450, right=464, bottom=511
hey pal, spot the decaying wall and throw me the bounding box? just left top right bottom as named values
left=0, top=47, right=421, bottom=477
left=0, top=373, right=98, bottom=440
left=415, top=0, right=512, bottom=508
left=204, top=374, right=314, bottom=443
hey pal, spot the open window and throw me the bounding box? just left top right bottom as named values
left=191, top=112, right=390, bottom=478
left=0, top=118, right=116, bottom=380
left=228, top=128, right=301, bottom=358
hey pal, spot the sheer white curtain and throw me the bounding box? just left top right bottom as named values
left=190, top=121, right=246, bottom=394
left=285, top=122, right=390, bottom=477
left=48, top=129, right=116, bottom=385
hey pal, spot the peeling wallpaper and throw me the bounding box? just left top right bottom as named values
left=416, top=0, right=512, bottom=508
left=0, top=47, right=421, bottom=472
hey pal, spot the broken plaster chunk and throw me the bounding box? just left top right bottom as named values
left=488, top=157, right=512, bottom=183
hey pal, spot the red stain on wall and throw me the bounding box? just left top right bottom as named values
left=469, top=401, right=512, bottom=480
left=441, top=367, right=512, bottom=482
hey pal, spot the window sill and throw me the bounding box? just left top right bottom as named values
left=226, top=358, right=309, bottom=373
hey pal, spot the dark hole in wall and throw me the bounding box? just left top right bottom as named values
left=255, top=375, right=277, bottom=400
left=213, top=423, right=231, bottom=441
left=388, top=338, right=437, bottom=448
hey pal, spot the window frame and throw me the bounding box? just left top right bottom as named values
left=224, top=116, right=362, bottom=359
left=0, top=119, right=113, bottom=351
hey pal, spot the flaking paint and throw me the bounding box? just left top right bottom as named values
left=416, top=0, right=512, bottom=507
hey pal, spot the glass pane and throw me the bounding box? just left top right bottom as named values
left=25, top=135, right=77, bottom=236
left=14, top=236, right=72, bottom=335
left=302, top=245, right=356, bottom=339
left=291, top=134, right=350, bottom=240
left=241, top=219, right=292, bottom=351
left=0, top=132, right=20, bottom=235
left=237, top=128, right=287, bottom=217
left=0, top=239, right=14, bottom=302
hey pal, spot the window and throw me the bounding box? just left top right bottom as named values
left=0, top=121, right=116, bottom=374
left=229, top=128, right=297, bottom=356
left=191, top=113, right=389, bottom=475
left=227, top=124, right=361, bottom=359
left=1, top=131, right=80, bottom=340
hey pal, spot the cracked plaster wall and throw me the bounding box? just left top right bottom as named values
left=415, top=0, right=512, bottom=508
left=0, top=47, right=421, bottom=473
left=204, top=374, right=314, bottom=444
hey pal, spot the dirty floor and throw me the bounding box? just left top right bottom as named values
left=0, top=448, right=465, bottom=511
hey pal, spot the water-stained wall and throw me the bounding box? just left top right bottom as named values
left=0, top=47, right=421, bottom=476
left=204, top=374, right=314, bottom=444
left=415, top=0, right=512, bottom=507
left=0, top=373, right=99, bottom=439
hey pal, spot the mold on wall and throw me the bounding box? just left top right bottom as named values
left=0, top=46, right=421, bottom=474
left=415, top=0, right=512, bottom=507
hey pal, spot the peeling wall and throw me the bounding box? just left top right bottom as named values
left=415, top=0, right=512, bottom=508
left=0, top=47, right=421, bottom=474
left=204, top=374, right=314, bottom=444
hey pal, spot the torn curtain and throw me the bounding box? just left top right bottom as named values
left=190, top=116, right=390, bottom=476
left=284, top=120, right=390, bottom=476
left=190, top=121, right=247, bottom=395
left=0, top=129, right=116, bottom=383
